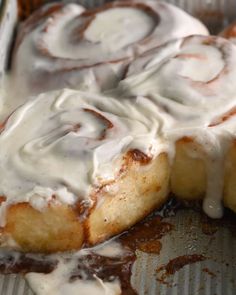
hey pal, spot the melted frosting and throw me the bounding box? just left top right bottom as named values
left=116, top=35, right=236, bottom=218
left=0, top=89, right=161, bottom=218
left=11, top=1, right=208, bottom=97
left=26, top=240, right=129, bottom=295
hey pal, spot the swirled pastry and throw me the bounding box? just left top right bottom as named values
left=117, top=35, right=236, bottom=218
left=11, top=1, right=208, bottom=97
left=0, top=89, right=169, bottom=252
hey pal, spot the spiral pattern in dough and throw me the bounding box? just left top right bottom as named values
left=11, top=1, right=208, bottom=96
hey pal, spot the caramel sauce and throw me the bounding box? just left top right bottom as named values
left=0, top=251, right=57, bottom=274
left=120, top=214, right=173, bottom=252
left=69, top=251, right=136, bottom=295
left=137, top=240, right=162, bottom=254
left=156, top=254, right=206, bottom=286
left=157, top=254, right=206, bottom=276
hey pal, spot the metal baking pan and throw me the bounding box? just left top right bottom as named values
left=0, top=0, right=236, bottom=294
left=0, top=0, right=17, bottom=83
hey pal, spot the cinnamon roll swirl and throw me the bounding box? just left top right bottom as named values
left=118, top=35, right=236, bottom=218
left=11, top=1, right=208, bottom=97
left=0, top=89, right=169, bottom=252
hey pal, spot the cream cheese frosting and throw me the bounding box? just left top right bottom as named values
left=0, top=89, right=162, bottom=218
left=11, top=1, right=208, bottom=97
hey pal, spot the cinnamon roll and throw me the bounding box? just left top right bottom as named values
left=11, top=1, right=208, bottom=97
left=0, top=89, right=169, bottom=252
left=117, top=35, right=236, bottom=218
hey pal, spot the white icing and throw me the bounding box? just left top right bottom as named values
left=84, top=8, right=155, bottom=52
left=26, top=186, right=76, bottom=211
left=11, top=1, right=208, bottom=97
left=117, top=35, right=236, bottom=218
left=26, top=240, right=126, bottom=295
left=92, top=240, right=126, bottom=258
left=0, top=89, right=161, bottom=215
left=27, top=260, right=121, bottom=295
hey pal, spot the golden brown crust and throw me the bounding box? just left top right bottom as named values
left=2, top=152, right=170, bottom=253
left=4, top=203, right=84, bottom=253
left=171, top=138, right=207, bottom=200
left=87, top=153, right=169, bottom=245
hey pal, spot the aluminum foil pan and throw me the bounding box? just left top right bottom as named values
left=0, top=1, right=236, bottom=294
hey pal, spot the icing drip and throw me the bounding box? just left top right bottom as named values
left=117, top=35, right=236, bottom=218
left=27, top=257, right=121, bottom=295
left=26, top=240, right=133, bottom=295
left=11, top=1, right=208, bottom=97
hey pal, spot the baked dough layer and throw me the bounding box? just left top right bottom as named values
left=3, top=153, right=169, bottom=253
left=171, top=138, right=236, bottom=215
